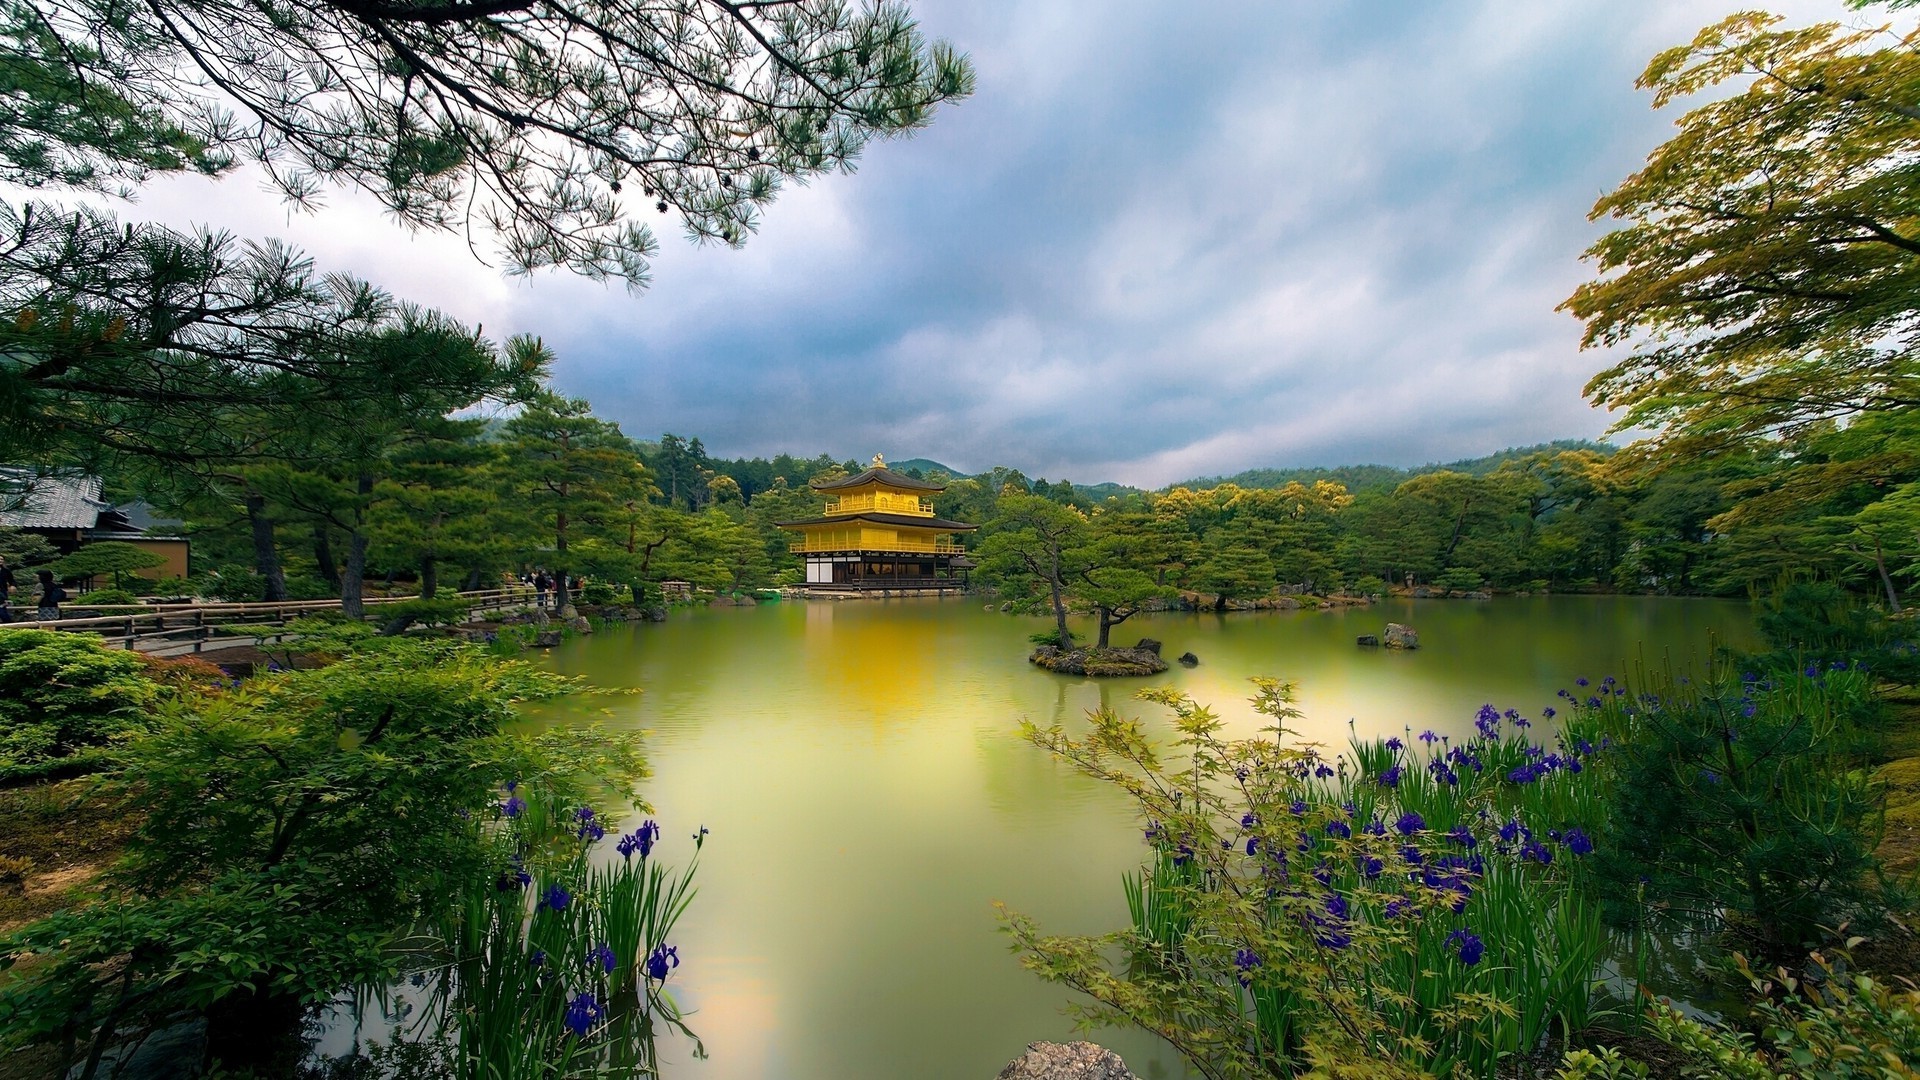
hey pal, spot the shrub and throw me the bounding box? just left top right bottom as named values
left=0, top=527, right=58, bottom=568
left=193, top=564, right=266, bottom=602
left=1572, top=657, right=1889, bottom=956
left=1352, top=574, right=1388, bottom=597
left=1605, top=948, right=1920, bottom=1080
left=0, top=641, right=647, bottom=1075
left=73, top=589, right=143, bottom=615
left=0, top=629, right=158, bottom=783
left=579, top=582, right=615, bottom=606
left=375, top=596, right=473, bottom=634
left=134, top=576, right=193, bottom=599
left=1435, top=566, right=1485, bottom=592
left=1005, top=682, right=1610, bottom=1078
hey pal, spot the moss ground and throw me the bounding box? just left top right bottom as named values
left=0, top=778, right=139, bottom=932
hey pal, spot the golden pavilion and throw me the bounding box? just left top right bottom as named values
left=777, top=456, right=977, bottom=591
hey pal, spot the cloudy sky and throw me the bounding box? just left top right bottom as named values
left=98, top=0, right=1868, bottom=488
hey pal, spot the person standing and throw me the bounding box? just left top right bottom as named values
left=0, top=556, right=14, bottom=623
left=533, top=569, right=551, bottom=610
left=34, top=569, right=64, bottom=622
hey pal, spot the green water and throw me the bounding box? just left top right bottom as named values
left=527, top=595, right=1756, bottom=1079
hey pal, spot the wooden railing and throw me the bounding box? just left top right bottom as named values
left=786, top=536, right=964, bottom=554
left=823, top=493, right=935, bottom=517
left=4, top=587, right=540, bottom=655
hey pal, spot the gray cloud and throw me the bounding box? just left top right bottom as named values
left=50, top=0, right=1869, bottom=487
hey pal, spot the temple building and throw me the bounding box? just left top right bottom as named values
left=777, top=456, right=977, bottom=591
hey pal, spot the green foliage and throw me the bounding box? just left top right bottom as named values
left=0, top=628, right=157, bottom=783
left=1575, top=656, right=1890, bottom=956
left=1435, top=567, right=1485, bottom=592
left=1005, top=681, right=1611, bottom=1078
left=311, top=798, right=705, bottom=1077
left=193, top=564, right=266, bottom=602
left=0, top=527, right=58, bottom=567
left=1567, top=13, right=1920, bottom=463
left=2, top=0, right=971, bottom=285
left=47, top=541, right=163, bottom=588
left=1554, top=1046, right=1649, bottom=1080
left=1626, top=949, right=1920, bottom=1080
left=378, top=595, right=473, bottom=632
left=0, top=639, right=646, bottom=1075
left=72, top=588, right=140, bottom=610
left=1740, top=950, right=1920, bottom=1078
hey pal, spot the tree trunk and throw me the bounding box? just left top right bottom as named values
left=420, top=555, right=438, bottom=600
left=313, top=524, right=340, bottom=592
left=339, top=474, right=374, bottom=619
left=1097, top=610, right=1113, bottom=649
left=245, top=491, right=289, bottom=602
left=1876, top=538, right=1903, bottom=613
left=1046, top=541, right=1072, bottom=649
left=462, top=566, right=484, bottom=591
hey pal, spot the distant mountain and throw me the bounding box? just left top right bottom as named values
left=1178, top=440, right=1616, bottom=493
left=1074, top=481, right=1149, bottom=502
left=888, top=457, right=964, bottom=478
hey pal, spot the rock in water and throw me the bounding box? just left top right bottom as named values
left=1177, top=651, right=1199, bottom=667
left=1356, top=635, right=1380, bottom=647
left=569, top=615, right=593, bottom=634
left=1029, top=646, right=1168, bottom=677
left=533, top=630, right=563, bottom=648
left=1133, top=638, right=1162, bottom=656
left=996, top=1041, right=1138, bottom=1080
left=1383, top=623, right=1419, bottom=649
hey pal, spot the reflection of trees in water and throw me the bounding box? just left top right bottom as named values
left=974, top=678, right=1131, bottom=824
left=1594, top=921, right=1743, bottom=1022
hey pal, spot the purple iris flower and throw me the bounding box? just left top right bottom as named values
left=645, top=944, right=680, bottom=982
left=1447, top=928, right=1485, bottom=966
left=563, top=992, right=604, bottom=1036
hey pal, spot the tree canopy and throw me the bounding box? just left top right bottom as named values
left=0, top=202, right=546, bottom=471
left=3, top=0, right=973, bottom=284
left=1565, top=12, right=1920, bottom=460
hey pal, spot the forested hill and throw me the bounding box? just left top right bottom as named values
left=1177, top=440, right=1616, bottom=493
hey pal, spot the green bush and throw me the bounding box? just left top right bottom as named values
left=1755, top=581, right=1920, bottom=686
left=194, top=564, right=265, bottom=602
left=580, top=582, right=615, bottom=606
left=1603, top=949, right=1920, bottom=1080
left=1352, top=574, right=1388, bottom=597
left=0, top=629, right=159, bottom=783
left=1575, top=657, right=1888, bottom=956
left=0, top=641, right=646, bottom=1074
left=377, top=595, right=472, bottom=632
left=1435, top=566, right=1485, bottom=592
left=284, top=573, right=336, bottom=601
left=73, top=589, right=144, bottom=615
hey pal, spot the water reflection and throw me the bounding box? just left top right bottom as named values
left=525, top=595, right=1755, bottom=1079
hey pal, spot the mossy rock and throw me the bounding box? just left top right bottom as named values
left=1029, top=646, right=1168, bottom=678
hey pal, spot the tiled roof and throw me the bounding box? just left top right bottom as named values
left=774, top=511, right=978, bottom=531
left=810, top=466, right=946, bottom=492
left=0, top=469, right=110, bottom=529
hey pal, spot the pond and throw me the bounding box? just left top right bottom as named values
left=524, top=595, right=1757, bottom=1080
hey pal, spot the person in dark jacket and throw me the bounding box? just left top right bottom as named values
left=35, top=569, right=65, bottom=621
left=0, top=556, right=14, bottom=622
